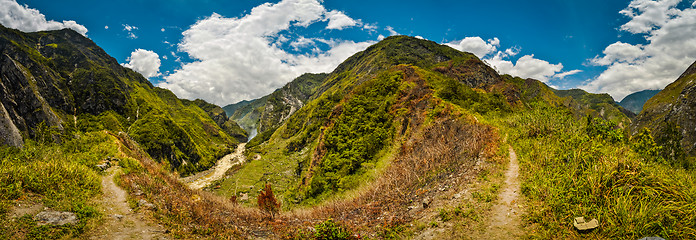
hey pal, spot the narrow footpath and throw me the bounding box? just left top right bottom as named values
left=88, top=166, right=168, bottom=240
left=485, top=146, right=524, bottom=239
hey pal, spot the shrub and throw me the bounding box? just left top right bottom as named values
left=257, top=183, right=281, bottom=220
left=631, top=128, right=662, bottom=163
left=314, top=219, right=356, bottom=240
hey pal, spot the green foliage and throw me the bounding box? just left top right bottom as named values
left=0, top=141, right=101, bottom=203
left=0, top=130, right=116, bottom=239
left=129, top=113, right=202, bottom=175
left=631, top=128, right=662, bottom=163
left=438, top=208, right=452, bottom=222
left=313, top=219, right=356, bottom=240
left=119, top=157, right=144, bottom=174
left=585, top=116, right=625, bottom=143
left=435, top=78, right=510, bottom=114
left=306, top=71, right=401, bottom=198
left=655, top=122, right=688, bottom=169
left=496, top=102, right=696, bottom=239
left=32, top=121, right=62, bottom=145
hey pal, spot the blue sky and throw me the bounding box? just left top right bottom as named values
left=3, top=0, right=696, bottom=105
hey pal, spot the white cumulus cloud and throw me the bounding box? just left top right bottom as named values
left=445, top=37, right=500, bottom=58
left=446, top=36, right=571, bottom=82
left=554, top=69, right=583, bottom=79
left=159, top=0, right=374, bottom=105
left=0, top=0, right=88, bottom=36
left=583, top=0, right=696, bottom=101
left=619, top=0, right=681, bottom=34
left=486, top=53, right=564, bottom=82
left=121, top=49, right=161, bottom=78
left=325, top=10, right=357, bottom=30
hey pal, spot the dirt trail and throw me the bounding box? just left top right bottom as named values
left=88, top=166, right=168, bottom=240
left=485, top=146, right=523, bottom=239
left=183, top=143, right=246, bottom=190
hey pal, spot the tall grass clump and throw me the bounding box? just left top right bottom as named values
left=497, top=102, right=696, bottom=239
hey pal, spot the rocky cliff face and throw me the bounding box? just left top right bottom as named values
left=257, top=73, right=328, bottom=134
left=0, top=25, right=236, bottom=175
left=632, top=60, right=696, bottom=156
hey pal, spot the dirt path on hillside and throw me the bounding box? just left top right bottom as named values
left=485, top=146, right=524, bottom=239
left=88, top=166, right=168, bottom=240
left=183, top=143, right=246, bottom=190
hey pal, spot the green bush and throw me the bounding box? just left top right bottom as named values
left=436, top=78, right=510, bottom=114
left=585, top=115, right=624, bottom=143
left=631, top=128, right=663, bottom=163
left=314, top=219, right=356, bottom=240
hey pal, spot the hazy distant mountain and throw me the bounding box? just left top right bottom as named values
left=553, top=88, right=635, bottom=126
left=619, top=89, right=661, bottom=114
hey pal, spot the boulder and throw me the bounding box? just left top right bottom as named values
left=34, top=211, right=78, bottom=226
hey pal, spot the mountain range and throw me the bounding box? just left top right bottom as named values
left=1, top=24, right=696, bottom=239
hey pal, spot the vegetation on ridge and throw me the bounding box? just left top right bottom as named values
left=0, top=24, right=238, bottom=176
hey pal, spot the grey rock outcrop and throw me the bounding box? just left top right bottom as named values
left=34, top=210, right=78, bottom=226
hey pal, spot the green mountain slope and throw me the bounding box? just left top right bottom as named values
left=183, top=98, right=248, bottom=143
left=0, top=24, right=237, bottom=175
left=632, top=60, right=696, bottom=160
left=553, top=88, right=635, bottom=126
left=619, top=89, right=661, bottom=114
left=223, top=99, right=253, bottom=117
left=215, top=36, right=512, bottom=205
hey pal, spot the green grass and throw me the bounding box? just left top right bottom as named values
left=214, top=130, right=314, bottom=209
left=0, top=131, right=120, bottom=239
left=488, top=102, right=696, bottom=239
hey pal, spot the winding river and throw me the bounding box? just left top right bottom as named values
left=182, top=143, right=247, bottom=190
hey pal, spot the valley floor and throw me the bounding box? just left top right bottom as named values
left=182, top=143, right=247, bottom=190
